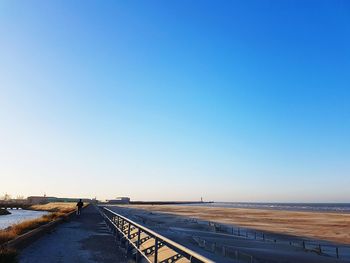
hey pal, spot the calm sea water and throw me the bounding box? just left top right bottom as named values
left=184, top=202, right=350, bottom=213
left=0, top=209, right=48, bottom=229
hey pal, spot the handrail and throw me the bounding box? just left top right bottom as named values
left=100, top=206, right=214, bottom=263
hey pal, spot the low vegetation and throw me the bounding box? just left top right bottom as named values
left=29, top=202, right=77, bottom=213
left=0, top=202, right=77, bottom=246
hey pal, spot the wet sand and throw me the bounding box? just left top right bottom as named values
left=123, top=205, right=350, bottom=244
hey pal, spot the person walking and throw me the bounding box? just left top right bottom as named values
left=76, top=199, right=84, bottom=215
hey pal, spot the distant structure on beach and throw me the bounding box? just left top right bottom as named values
left=104, top=197, right=212, bottom=205
left=107, top=197, right=131, bottom=204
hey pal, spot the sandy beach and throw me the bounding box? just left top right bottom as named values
left=107, top=205, right=350, bottom=263
left=122, top=205, right=350, bottom=244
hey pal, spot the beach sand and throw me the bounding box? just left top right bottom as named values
left=108, top=205, right=350, bottom=263
left=123, top=205, right=350, bottom=244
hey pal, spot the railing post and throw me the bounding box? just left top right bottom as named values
left=222, top=246, right=226, bottom=257
left=137, top=228, right=141, bottom=248
left=154, top=237, right=159, bottom=263
left=135, top=228, right=141, bottom=263
left=336, top=247, right=339, bottom=258
left=128, top=223, right=131, bottom=239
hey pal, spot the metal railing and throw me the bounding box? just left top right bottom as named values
left=193, top=236, right=256, bottom=263
left=100, top=207, right=214, bottom=263
left=208, top=222, right=350, bottom=260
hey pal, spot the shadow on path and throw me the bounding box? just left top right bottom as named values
left=20, top=205, right=126, bottom=263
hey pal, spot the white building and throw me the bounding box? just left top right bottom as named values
left=107, top=197, right=130, bottom=204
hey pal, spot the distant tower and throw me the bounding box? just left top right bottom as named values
left=201, top=197, right=203, bottom=202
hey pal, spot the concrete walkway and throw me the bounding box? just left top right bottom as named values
left=20, top=206, right=126, bottom=263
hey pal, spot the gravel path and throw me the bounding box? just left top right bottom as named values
left=20, top=206, right=126, bottom=263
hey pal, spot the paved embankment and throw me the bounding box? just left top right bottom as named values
left=20, top=206, right=126, bottom=263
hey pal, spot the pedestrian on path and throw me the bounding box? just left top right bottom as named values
left=76, top=199, right=84, bottom=215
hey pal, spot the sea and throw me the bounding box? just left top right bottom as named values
left=184, top=202, right=350, bottom=213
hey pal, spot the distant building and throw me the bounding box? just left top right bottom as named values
left=107, top=197, right=130, bottom=204
left=27, top=196, right=51, bottom=204
left=27, top=196, right=92, bottom=204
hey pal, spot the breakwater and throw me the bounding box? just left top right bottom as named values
left=130, top=201, right=213, bottom=205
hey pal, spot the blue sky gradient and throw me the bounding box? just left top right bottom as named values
left=1, top=1, right=349, bottom=201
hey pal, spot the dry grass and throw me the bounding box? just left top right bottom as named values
left=0, top=212, right=68, bottom=245
left=29, top=202, right=77, bottom=213
left=0, top=202, right=78, bottom=245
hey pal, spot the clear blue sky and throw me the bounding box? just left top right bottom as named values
left=1, top=1, right=349, bottom=202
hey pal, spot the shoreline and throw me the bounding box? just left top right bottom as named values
left=173, top=202, right=350, bottom=214
left=0, top=210, right=49, bottom=231
left=0, top=202, right=77, bottom=245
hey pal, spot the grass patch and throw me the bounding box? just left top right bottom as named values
left=0, top=247, right=18, bottom=263
left=29, top=202, right=77, bottom=213
left=0, top=202, right=80, bottom=246
left=0, top=212, right=67, bottom=245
